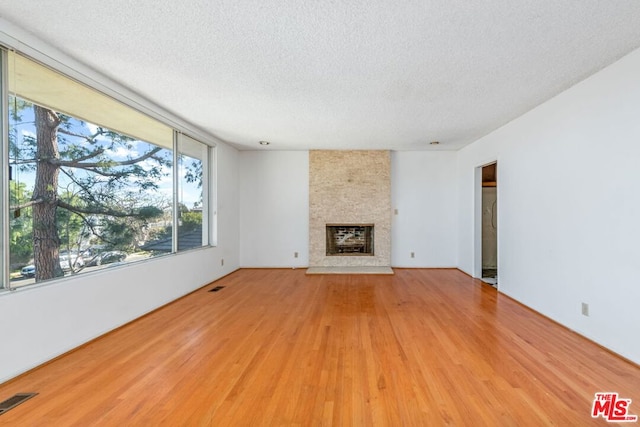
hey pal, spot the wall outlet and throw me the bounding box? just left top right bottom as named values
left=410, top=252, right=415, bottom=258
left=581, top=302, right=589, bottom=317
left=221, top=258, right=224, bottom=266
left=294, top=252, right=299, bottom=258
left=394, top=209, right=398, bottom=215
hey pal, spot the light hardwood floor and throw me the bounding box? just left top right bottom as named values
left=0, top=269, right=638, bottom=425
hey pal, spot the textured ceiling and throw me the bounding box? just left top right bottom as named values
left=1, top=1, right=640, bottom=151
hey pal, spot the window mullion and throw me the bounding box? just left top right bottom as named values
left=172, top=131, right=179, bottom=253
left=201, top=145, right=210, bottom=246
left=1, top=49, right=10, bottom=290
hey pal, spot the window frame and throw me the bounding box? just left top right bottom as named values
left=0, top=46, right=217, bottom=292
left=176, top=132, right=211, bottom=252
left=1, top=49, right=10, bottom=289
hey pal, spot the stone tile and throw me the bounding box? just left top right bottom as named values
left=309, top=150, right=391, bottom=267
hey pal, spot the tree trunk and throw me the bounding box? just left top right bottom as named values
left=33, top=105, right=64, bottom=281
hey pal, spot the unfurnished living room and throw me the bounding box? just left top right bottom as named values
left=0, top=1, right=639, bottom=425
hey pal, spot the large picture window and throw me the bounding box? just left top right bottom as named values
left=2, top=50, right=212, bottom=289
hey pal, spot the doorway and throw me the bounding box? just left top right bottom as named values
left=481, top=163, right=497, bottom=286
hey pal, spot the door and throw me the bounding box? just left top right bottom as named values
left=481, top=163, right=497, bottom=286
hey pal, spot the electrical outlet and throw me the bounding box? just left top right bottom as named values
left=410, top=252, right=415, bottom=258
left=581, top=302, right=589, bottom=317
left=221, top=258, right=224, bottom=266
left=394, top=209, right=398, bottom=215
left=294, top=252, right=299, bottom=258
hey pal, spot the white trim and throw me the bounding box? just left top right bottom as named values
left=473, top=158, right=498, bottom=279
left=0, top=49, right=9, bottom=289
left=473, top=165, right=483, bottom=278
left=209, top=147, right=218, bottom=247
left=172, top=132, right=180, bottom=254
left=201, top=144, right=211, bottom=247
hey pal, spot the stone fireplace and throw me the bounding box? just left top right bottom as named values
left=326, top=224, right=374, bottom=256
left=309, top=150, right=391, bottom=269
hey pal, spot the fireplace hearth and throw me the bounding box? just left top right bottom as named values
left=326, top=224, right=374, bottom=256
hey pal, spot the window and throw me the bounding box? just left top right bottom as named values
left=138, top=133, right=210, bottom=254
left=1, top=49, right=213, bottom=290
left=177, top=133, right=209, bottom=251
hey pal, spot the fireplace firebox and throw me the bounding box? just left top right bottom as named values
left=326, top=224, right=374, bottom=256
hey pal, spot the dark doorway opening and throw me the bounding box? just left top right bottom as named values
left=481, top=163, right=498, bottom=287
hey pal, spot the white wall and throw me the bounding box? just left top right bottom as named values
left=457, top=47, right=640, bottom=363
left=0, top=142, right=240, bottom=383
left=240, top=150, right=460, bottom=269
left=239, top=151, right=309, bottom=267
left=391, top=151, right=458, bottom=267
left=216, top=143, right=241, bottom=267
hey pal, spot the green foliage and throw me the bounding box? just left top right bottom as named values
left=101, top=220, right=138, bottom=251
left=9, top=181, right=33, bottom=265
left=9, top=95, right=175, bottom=276
left=57, top=190, right=89, bottom=254
left=138, top=206, right=164, bottom=220
left=181, top=210, right=202, bottom=232
left=148, top=225, right=172, bottom=241
left=184, top=159, right=202, bottom=186
left=93, top=197, right=167, bottom=251
left=183, top=157, right=203, bottom=208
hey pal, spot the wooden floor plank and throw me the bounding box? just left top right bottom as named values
left=0, top=268, right=638, bottom=425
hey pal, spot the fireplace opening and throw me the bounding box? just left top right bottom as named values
left=326, top=224, right=374, bottom=256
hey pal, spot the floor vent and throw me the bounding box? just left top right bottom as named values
left=209, top=285, right=225, bottom=292
left=0, top=393, right=38, bottom=416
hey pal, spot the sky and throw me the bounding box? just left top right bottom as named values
left=9, top=97, right=203, bottom=210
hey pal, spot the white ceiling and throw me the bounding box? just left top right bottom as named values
left=1, top=1, right=640, bottom=151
